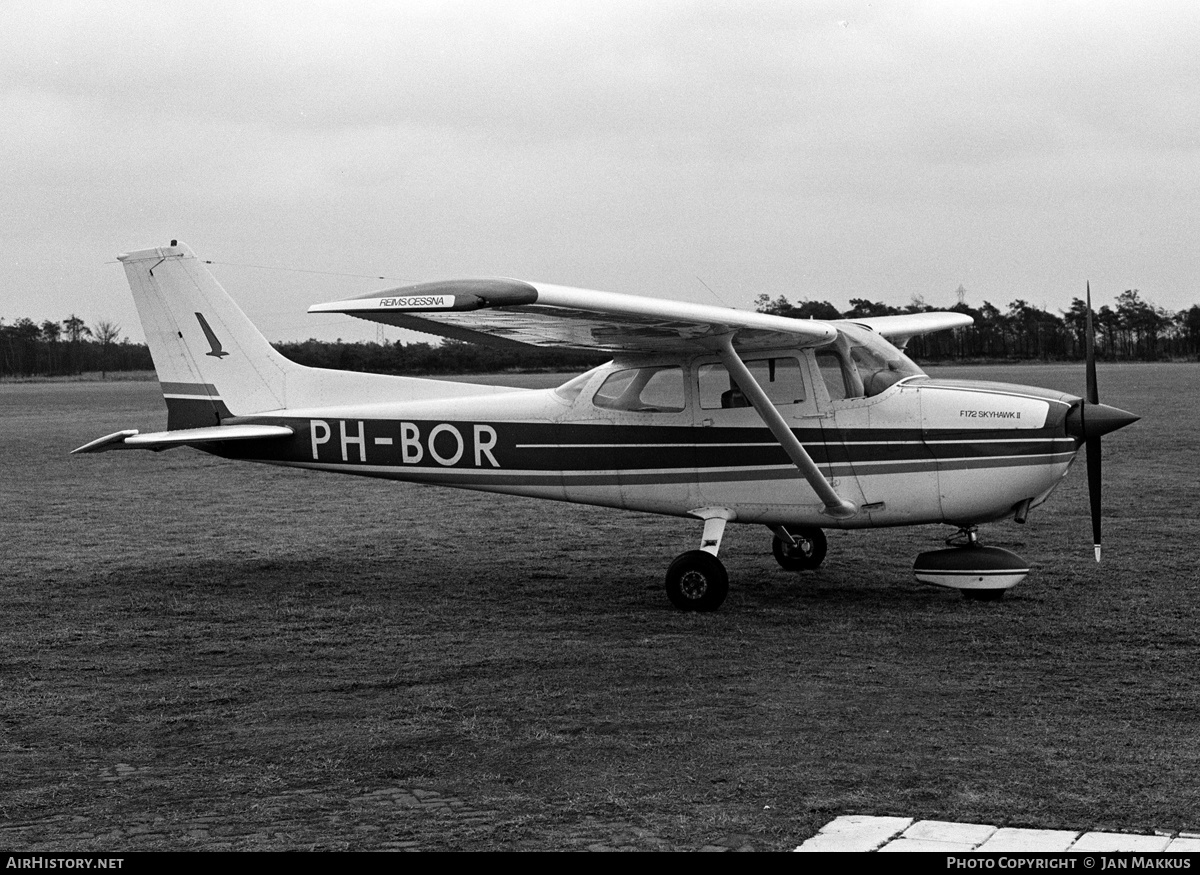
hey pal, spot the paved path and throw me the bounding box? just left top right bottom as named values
left=795, top=815, right=1200, bottom=852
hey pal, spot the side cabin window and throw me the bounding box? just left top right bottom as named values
left=592, top=366, right=685, bottom=413
left=698, top=356, right=805, bottom=410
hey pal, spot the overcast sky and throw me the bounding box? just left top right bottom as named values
left=3, top=0, right=1198, bottom=344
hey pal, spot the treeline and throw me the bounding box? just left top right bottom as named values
left=0, top=315, right=151, bottom=378
left=756, top=289, right=1200, bottom=361
left=5, top=289, right=1199, bottom=379
left=0, top=314, right=604, bottom=379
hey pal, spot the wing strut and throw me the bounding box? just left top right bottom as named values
left=715, top=336, right=857, bottom=519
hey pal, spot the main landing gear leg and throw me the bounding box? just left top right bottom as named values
left=665, top=513, right=731, bottom=612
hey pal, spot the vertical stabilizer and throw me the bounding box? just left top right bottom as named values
left=118, top=242, right=297, bottom=428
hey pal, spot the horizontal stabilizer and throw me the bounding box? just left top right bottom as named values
left=71, top=424, right=294, bottom=454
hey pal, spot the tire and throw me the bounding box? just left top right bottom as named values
left=771, top=527, right=827, bottom=571
left=962, top=588, right=1006, bottom=602
left=665, top=550, right=729, bottom=612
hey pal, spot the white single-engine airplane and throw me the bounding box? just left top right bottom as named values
left=75, top=241, right=1138, bottom=610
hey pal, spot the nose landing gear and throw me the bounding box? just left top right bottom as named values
left=913, top=526, right=1030, bottom=601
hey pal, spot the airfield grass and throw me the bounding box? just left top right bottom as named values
left=2, top=364, right=1198, bottom=851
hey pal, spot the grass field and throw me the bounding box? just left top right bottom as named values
left=2, top=363, right=1198, bottom=851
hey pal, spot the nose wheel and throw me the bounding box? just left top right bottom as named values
left=913, top=526, right=1030, bottom=600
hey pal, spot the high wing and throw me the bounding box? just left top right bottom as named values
left=308, top=279, right=841, bottom=353
left=309, top=279, right=973, bottom=523
left=840, top=312, right=974, bottom=349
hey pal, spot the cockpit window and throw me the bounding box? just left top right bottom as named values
left=819, top=326, right=926, bottom=400
left=698, top=357, right=805, bottom=410
left=844, top=325, right=925, bottom=396
left=592, top=366, right=685, bottom=413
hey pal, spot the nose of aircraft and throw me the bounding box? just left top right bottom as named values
left=1065, top=401, right=1140, bottom=442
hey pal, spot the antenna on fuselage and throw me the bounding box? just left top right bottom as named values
left=694, top=276, right=734, bottom=309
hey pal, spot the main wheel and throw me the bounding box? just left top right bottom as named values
left=665, top=550, right=729, bottom=612
left=772, top=527, right=827, bottom=571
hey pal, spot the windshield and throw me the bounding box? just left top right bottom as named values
left=837, top=324, right=925, bottom=397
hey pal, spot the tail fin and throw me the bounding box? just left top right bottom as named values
left=119, top=241, right=298, bottom=428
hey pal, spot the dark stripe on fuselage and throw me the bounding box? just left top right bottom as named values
left=273, top=450, right=1076, bottom=489
left=214, top=417, right=1074, bottom=476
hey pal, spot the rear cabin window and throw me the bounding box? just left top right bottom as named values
left=698, top=357, right=805, bottom=410
left=553, top=370, right=595, bottom=402
left=592, top=366, right=685, bottom=413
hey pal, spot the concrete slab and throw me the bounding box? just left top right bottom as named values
left=976, top=827, right=1080, bottom=852
left=797, top=816, right=1200, bottom=853
left=1072, top=831, right=1173, bottom=852
left=793, top=815, right=912, bottom=852
left=901, top=819, right=997, bottom=845
left=879, top=838, right=981, bottom=852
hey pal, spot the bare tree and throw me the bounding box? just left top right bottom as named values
left=93, top=319, right=121, bottom=379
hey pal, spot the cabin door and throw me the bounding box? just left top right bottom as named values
left=692, top=353, right=829, bottom=511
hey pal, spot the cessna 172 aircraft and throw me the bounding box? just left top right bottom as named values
left=75, top=241, right=1138, bottom=610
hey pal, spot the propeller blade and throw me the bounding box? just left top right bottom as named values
left=1087, top=435, right=1102, bottom=561
left=1085, top=281, right=1099, bottom=405
left=1085, top=282, right=1101, bottom=560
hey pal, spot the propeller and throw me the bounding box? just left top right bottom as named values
left=1065, top=282, right=1139, bottom=561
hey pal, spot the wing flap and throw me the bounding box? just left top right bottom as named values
left=309, top=280, right=839, bottom=353
left=72, top=424, right=294, bottom=454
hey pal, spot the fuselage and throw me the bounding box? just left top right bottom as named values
left=211, top=347, right=1082, bottom=531
left=80, top=242, right=1139, bottom=609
